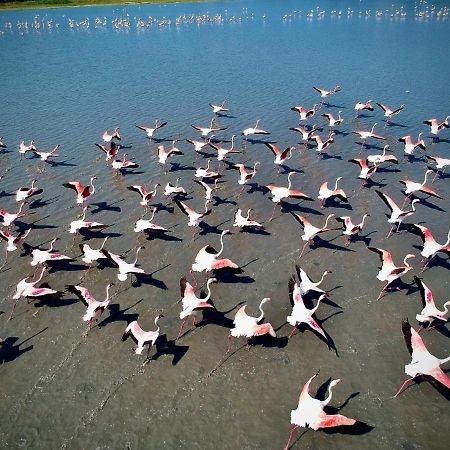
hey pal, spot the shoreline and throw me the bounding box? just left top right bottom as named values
left=0, top=0, right=215, bottom=12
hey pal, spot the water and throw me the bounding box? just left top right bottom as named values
left=1, top=1, right=450, bottom=448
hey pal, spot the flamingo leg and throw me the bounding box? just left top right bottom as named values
left=299, top=240, right=310, bottom=258
left=0, top=248, right=8, bottom=269
left=226, top=334, right=233, bottom=354
left=176, top=318, right=187, bottom=340
left=268, top=203, right=278, bottom=222
left=393, top=377, right=415, bottom=398
left=344, top=236, right=350, bottom=247
left=376, top=282, right=388, bottom=301
left=420, top=256, right=434, bottom=273
left=9, top=299, right=20, bottom=320
left=288, top=326, right=298, bottom=338
left=283, top=425, right=300, bottom=450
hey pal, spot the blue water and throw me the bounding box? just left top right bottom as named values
left=1, top=1, right=450, bottom=449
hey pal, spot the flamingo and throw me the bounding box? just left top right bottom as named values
left=0, top=137, right=6, bottom=149
left=425, top=155, right=450, bottom=181
left=234, top=162, right=260, bottom=185
left=290, top=104, right=318, bottom=121
left=136, top=120, right=167, bottom=138
left=30, top=238, right=71, bottom=266
left=11, top=267, right=58, bottom=319
left=79, top=237, right=108, bottom=264
left=186, top=135, right=214, bottom=153
left=194, top=159, right=220, bottom=179
left=414, top=277, right=450, bottom=330
left=191, top=118, right=227, bottom=136
left=291, top=213, right=337, bottom=257
left=313, top=85, right=341, bottom=99
left=0, top=202, right=25, bottom=227
left=289, top=125, right=317, bottom=146
left=67, top=283, right=114, bottom=330
left=311, top=131, right=335, bottom=155
left=33, top=144, right=60, bottom=162
left=349, top=158, right=378, bottom=186
left=399, top=133, right=426, bottom=155
left=227, top=298, right=276, bottom=352
left=192, top=230, right=239, bottom=274
left=412, top=224, right=450, bottom=268
left=122, top=315, right=164, bottom=354
left=233, top=208, right=263, bottom=229
left=194, top=179, right=220, bottom=201
left=367, top=145, right=398, bottom=165
left=127, top=183, right=159, bottom=207
left=157, top=143, right=183, bottom=171
left=175, top=199, right=212, bottom=231
left=0, top=229, right=30, bottom=253
left=134, top=208, right=170, bottom=234
left=368, top=247, right=415, bottom=300
left=284, top=372, right=356, bottom=450
left=336, top=214, right=370, bottom=246
left=352, top=123, right=385, bottom=148
left=18, top=140, right=36, bottom=154
left=287, top=272, right=327, bottom=340
left=63, top=176, right=96, bottom=205
left=95, top=141, right=120, bottom=160
left=111, top=153, right=139, bottom=171
left=102, top=127, right=121, bottom=142
left=264, top=143, right=294, bottom=167
left=295, top=265, right=332, bottom=297
left=209, top=135, right=240, bottom=161
left=394, top=319, right=450, bottom=397
left=317, top=177, right=348, bottom=208
left=354, top=100, right=374, bottom=117
left=209, top=100, right=229, bottom=114
left=376, top=103, right=405, bottom=125
left=399, top=169, right=442, bottom=202
left=375, top=190, right=419, bottom=237
left=163, top=178, right=186, bottom=197
left=241, top=119, right=270, bottom=139
left=423, top=116, right=449, bottom=135
left=68, top=206, right=105, bottom=234
left=101, top=246, right=145, bottom=281
left=16, top=179, right=43, bottom=202
left=321, top=111, right=343, bottom=127
left=177, top=277, right=216, bottom=339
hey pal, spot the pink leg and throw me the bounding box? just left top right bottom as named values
left=283, top=425, right=300, bottom=450
left=176, top=318, right=187, bottom=340
left=344, top=236, right=350, bottom=247
left=420, top=256, right=434, bottom=273
left=268, top=203, right=278, bottom=222
left=393, top=377, right=415, bottom=398
left=192, top=316, right=197, bottom=327
left=226, top=335, right=233, bottom=354
left=288, top=327, right=298, bottom=338
left=9, top=299, right=19, bottom=320
left=376, top=283, right=388, bottom=301
left=299, top=241, right=310, bottom=258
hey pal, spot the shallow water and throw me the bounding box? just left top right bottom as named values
left=1, top=1, right=450, bottom=449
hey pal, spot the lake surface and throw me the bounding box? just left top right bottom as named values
left=1, top=1, right=450, bottom=449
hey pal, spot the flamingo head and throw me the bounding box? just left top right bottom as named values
left=404, top=254, right=415, bottom=265
left=261, top=297, right=271, bottom=306
left=156, top=314, right=165, bottom=320
left=221, top=229, right=230, bottom=236
left=329, top=378, right=341, bottom=388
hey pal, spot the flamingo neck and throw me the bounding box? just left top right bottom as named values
left=100, top=237, right=108, bottom=249
left=333, top=177, right=340, bottom=191
left=36, top=267, right=46, bottom=283
left=90, top=177, right=95, bottom=194
left=403, top=255, right=413, bottom=266
left=444, top=230, right=450, bottom=247
left=257, top=300, right=266, bottom=322
left=154, top=315, right=161, bottom=332
left=318, top=271, right=328, bottom=285
left=322, top=381, right=335, bottom=406
left=204, top=200, right=209, bottom=214
left=149, top=208, right=156, bottom=222
left=323, top=215, right=333, bottom=229
left=231, top=135, right=235, bottom=148
left=287, top=172, right=294, bottom=190
left=312, top=296, right=322, bottom=314
left=105, top=284, right=112, bottom=301
left=440, top=356, right=450, bottom=365
left=217, top=232, right=226, bottom=257
left=81, top=207, right=87, bottom=221
left=49, top=238, right=57, bottom=252
left=133, top=247, right=141, bottom=265
left=205, top=279, right=214, bottom=301
left=371, top=123, right=376, bottom=133
left=246, top=209, right=251, bottom=220
left=360, top=214, right=369, bottom=228
left=422, top=171, right=429, bottom=186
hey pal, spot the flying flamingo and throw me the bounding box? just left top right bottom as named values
left=394, top=319, right=450, bottom=397
left=375, top=190, right=419, bottom=237
left=233, top=208, right=263, bottom=229
left=30, top=237, right=71, bottom=267
left=0, top=137, right=6, bottom=148
left=352, top=123, right=385, bottom=148
left=163, top=178, right=186, bottom=197
left=284, top=371, right=356, bottom=450
left=264, top=143, right=294, bottom=168
left=0, top=229, right=30, bottom=253
left=127, top=183, right=159, bottom=207
left=122, top=315, right=164, bottom=354
left=376, top=103, right=405, bottom=126
left=136, top=120, right=167, bottom=138
left=399, top=133, right=426, bottom=155
left=317, top=177, right=348, bottom=208
left=295, top=265, right=332, bottom=297
left=399, top=169, right=442, bottom=204
left=177, top=277, right=216, bottom=339
left=11, top=267, right=58, bottom=319
left=367, top=145, right=398, bottom=165
left=425, top=155, right=450, bottom=181
left=209, top=100, right=229, bottom=114
left=157, top=143, right=183, bottom=172
left=321, top=111, right=343, bottom=127
left=209, top=135, right=240, bottom=161
left=423, top=116, right=449, bottom=136
left=16, top=179, right=43, bottom=202
left=195, top=159, right=220, bottom=179
left=227, top=298, right=276, bottom=352
left=194, top=179, right=220, bottom=201
left=191, top=118, right=227, bottom=137
left=412, top=224, right=450, bottom=270
left=18, top=140, right=36, bottom=154
left=186, top=135, right=215, bottom=153
left=290, top=104, right=318, bottom=121
left=368, top=247, right=415, bottom=300
left=354, top=100, right=374, bottom=117
left=102, top=127, right=121, bottom=142
left=241, top=119, right=270, bottom=139
left=68, top=206, right=105, bottom=234
left=289, top=124, right=317, bottom=147
left=101, top=247, right=145, bottom=281
left=79, top=237, right=109, bottom=264
left=175, top=199, right=212, bottom=235
left=336, top=214, right=370, bottom=246
left=67, top=283, right=114, bottom=330
left=111, top=153, right=139, bottom=171
left=63, top=176, right=96, bottom=205
left=287, top=272, right=328, bottom=340
left=191, top=230, right=239, bottom=274
left=33, top=144, right=60, bottom=162
left=291, top=213, right=337, bottom=257
left=0, top=202, right=25, bottom=227
left=414, top=276, right=450, bottom=330
left=95, top=141, right=120, bottom=160
left=349, top=158, right=378, bottom=186
left=310, top=131, right=335, bottom=155
left=134, top=208, right=170, bottom=234
left=313, top=85, right=341, bottom=99
left=233, top=162, right=260, bottom=187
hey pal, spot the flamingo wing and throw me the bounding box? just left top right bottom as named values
left=66, top=285, right=96, bottom=306
left=368, top=247, right=394, bottom=267
left=211, top=258, right=239, bottom=270
left=315, top=412, right=356, bottom=429
left=429, top=367, right=450, bottom=389
left=414, top=276, right=434, bottom=307
left=28, top=287, right=58, bottom=297
left=264, top=143, right=281, bottom=157
left=291, top=213, right=309, bottom=230
left=63, top=181, right=84, bottom=194
left=305, top=316, right=326, bottom=339
left=252, top=323, right=276, bottom=337
left=375, top=190, right=400, bottom=214
left=180, top=277, right=195, bottom=298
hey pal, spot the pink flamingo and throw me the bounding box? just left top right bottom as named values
left=399, top=133, right=426, bottom=155
left=136, top=120, right=167, bottom=138
left=241, top=119, right=270, bottom=139
left=122, top=315, right=164, bottom=354
left=376, top=102, right=405, bottom=126
left=209, top=100, right=229, bottom=114
left=63, top=176, right=96, bottom=205
left=233, top=208, right=263, bottom=229
left=192, top=118, right=227, bottom=137
left=423, top=116, right=449, bottom=135
left=349, top=158, right=378, bottom=186
left=79, top=237, right=108, bottom=264
left=367, top=145, right=398, bottom=165
left=291, top=104, right=318, bottom=121
left=102, top=127, right=121, bottom=142
left=354, top=100, right=374, bottom=117
left=16, top=179, right=43, bottom=202
left=33, top=144, right=60, bottom=162
left=399, top=169, right=442, bottom=204
left=68, top=206, right=105, bottom=234
left=425, top=155, right=450, bottom=181
left=111, top=153, right=139, bottom=171
left=317, top=177, right=348, bottom=208
left=30, top=237, right=71, bottom=266
left=289, top=125, right=317, bottom=147
left=127, top=183, right=159, bottom=207
left=101, top=247, right=145, bottom=281
left=336, top=214, right=370, bottom=246
left=134, top=208, right=170, bottom=234
left=0, top=202, right=25, bottom=227
left=95, top=141, right=120, bottom=160
left=321, top=111, right=343, bottom=127
left=412, top=224, right=450, bottom=270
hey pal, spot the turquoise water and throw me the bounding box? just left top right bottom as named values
left=1, top=1, right=450, bottom=449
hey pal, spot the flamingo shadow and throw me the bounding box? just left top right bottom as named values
left=98, top=299, right=143, bottom=328
left=0, top=327, right=48, bottom=364
left=146, top=334, right=189, bottom=365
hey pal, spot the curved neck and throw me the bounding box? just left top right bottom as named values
left=257, top=300, right=266, bottom=322
left=318, top=271, right=328, bottom=285
left=322, top=381, right=335, bottom=406
left=333, top=177, right=340, bottom=191
left=422, top=171, right=429, bottom=185
left=36, top=267, right=46, bottom=283
left=371, top=123, right=376, bottom=133
left=49, top=238, right=57, bottom=252
left=17, top=202, right=24, bottom=215
left=154, top=315, right=161, bottom=332
left=382, top=145, right=388, bottom=156
left=403, top=255, right=413, bottom=266
left=231, top=135, right=235, bottom=147
left=31, top=180, right=37, bottom=189
left=246, top=209, right=251, bottom=219
left=312, top=296, right=322, bottom=314
left=287, top=172, right=294, bottom=190
left=133, top=247, right=142, bottom=265
left=204, top=279, right=214, bottom=301
left=323, top=214, right=333, bottom=229
left=445, top=230, right=450, bottom=247
left=217, top=232, right=226, bottom=256
left=252, top=162, right=259, bottom=173
left=105, top=284, right=112, bottom=301
left=149, top=208, right=156, bottom=222
left=81, top=207, right=87, bottom=221
left=204, top=200, right=209, bottom=214
left=360, top=214, right=369, bottom=228
left=90, top=177, right=95, bottom=193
